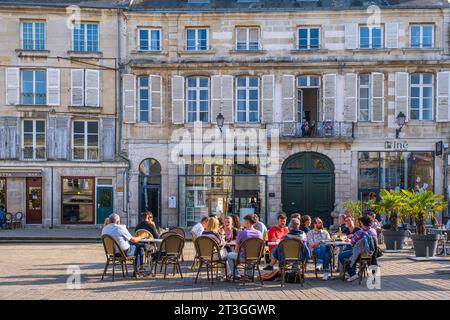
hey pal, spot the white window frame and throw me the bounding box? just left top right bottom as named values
left=409, top=24, right=434, bottom=49
left=21, top=69, right=47, bottom=105
left=138, top=76, right=151, bottom=122
left=359, top=25, right=384, bottom=49
left=137, top=28, right=161, bottom=51
left=72, top=22, right=99, bottom=52
left=235, top=76, right=260, bottom=123
left=409, top=73, right=434, bottom=121
left=72, top=120, right=99, bottom=161
left=22, top=119, right=46, bottom=160
left=186, top=77, right=210, bottom=123
left=185, top=28, right=209, bottom=51
left=297, top=27, right=320, bottom=50
left=21, top=20, right=46, bottom=50
left=236, top=27, right=261, bottom=51
left=358, top=74, right=372, bottom=122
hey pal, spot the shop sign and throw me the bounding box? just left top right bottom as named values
left=168, top=196, right=177, bottom=209
left=384, top=141, right=408, bottom=151
left=0, top=171, right=42, bottom=178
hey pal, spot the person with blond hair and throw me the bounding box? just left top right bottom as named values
left=202, top=217, right=227, bottom=259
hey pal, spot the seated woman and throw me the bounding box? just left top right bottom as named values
left=202, top=217, right=228, bottom=259
left=223, top=216, right=238, bottom=242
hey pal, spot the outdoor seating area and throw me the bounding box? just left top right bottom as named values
left=0, top=211, right=24, bottom=230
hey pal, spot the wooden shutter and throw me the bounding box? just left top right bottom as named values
left=46, top=117, right=56, bottom=160
left=222, top=75, right=234, bottom=124
left=437, top=71, right=450, bottom=122
left=5, top=117, right=18, bottom=159
left=345, top=23, right=358, bottom=50
left=371, top=73, right=385, bottom=122
left=211, top=75, right=221, bottom=125
left=323, top=74, right=337, bottom=121
left=171, top=75, right=185, bottom=124
left=343, top=73, right=358, bottom=122
left=85, top=69, right=100, bottom=107
left=395, top=72, right=409, bottom=121
left=71, top=69, right=84, bottom=106
left=5, top=68, right=19, bottom=105
left=385, top=23, right=399, bottom=49
left=47, top=68, right=60, bottom=106
left=282, top=75, right=295, bottom=122
left=150, top=75, right=162, bottom=123
left=122, top=74, right=136, bottom=123
left=262, top=74, right=274, bottom=123
left=0, top=119, right=6, bottom=159
left=55, top=117, right=69, bottom=160
left=101, top=118, right=115, bottom=161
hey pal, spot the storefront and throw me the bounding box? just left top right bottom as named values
left=0, top=178, right=6, bottom=209
left=61, top=177, right=96, bottom=224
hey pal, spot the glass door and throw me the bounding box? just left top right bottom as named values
left=26, top=177, right=42, bottom=224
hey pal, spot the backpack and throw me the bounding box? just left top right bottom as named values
left=258, top=270, right=279, bottom=281
left=284, top=271, right=301, bottom=283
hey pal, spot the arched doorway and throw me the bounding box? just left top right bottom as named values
left=139, top=158, right=162, bottom=226
left=282, top=152, right=335, bottom=226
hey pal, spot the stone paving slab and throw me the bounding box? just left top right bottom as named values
left=0, top=242, right=449, bottom=300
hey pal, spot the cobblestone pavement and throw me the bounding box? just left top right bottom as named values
left=0, top=242, right=449, bottom=300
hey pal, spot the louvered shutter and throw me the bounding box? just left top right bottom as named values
left=6, top=68, right=19, bottom=105
left=150, top=75, right=162, bottom=123
left=345, top=23, right=358, bottom=50
left=282, top=75, right=295, bottom=122
left=211, top=75, right=221, bottom=125
left=395, top=72, right=409, bottom=121
left=85, top=69, right=100, bottom=107
left=262, top=75, right=274, bottom=123
left=123, top=74, right=136, bottom=123
left=323, top=74, right=337, bottom=120
left=343, top=73, right=358, bottom=122
left=172, top=76, right=185, bottom=124
left=437, top=71, right=450, bottom=122
left=371, top=73, right=385, bottom=122
left=101, top=118, right=115, bottom=161
left=47, top=68, right=60, bottom=106
left=71, top=69, right=84, bottom=106
left=385, top=23, right=399, bottom=49
left=222, top=75, right=234, bottom=124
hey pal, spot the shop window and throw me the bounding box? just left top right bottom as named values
left=0, top=178, right=6, bottom=209
left=62, top=177, right=94, bottom=224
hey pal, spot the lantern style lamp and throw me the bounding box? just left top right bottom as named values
left=395, top=112, right=406, bottom=139
left=216, top=112, right=224, bottom=133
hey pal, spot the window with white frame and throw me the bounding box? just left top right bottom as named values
left=359, top=26, right=383, bottom=49
left=23, top=119, right=46, bottom=160
left=236, top=27, right=260, bottom=51
left=358, top=74, right=371, bottom=121
left=21, top=69, right=46, bottom=105
left=187, top=77, right=209, bottom=123
left=298, top=27, right=320, bottom=50
left=73, top=121, right=99, bottom=161
left=236, top=76, right=259, bottom=122
left=410, top=25, right=434, bottom=49
left=138, top=28, right=161, bottom=51
left=186, top=28, right=208, bottom=51
left=73, top=22, right=99, bottom=52
left=410, top=73, right=433, bottom=121
left=21, top=21, right=45, bottom=50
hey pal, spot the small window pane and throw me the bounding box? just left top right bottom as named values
left=87, top=122, right=98, bottom=134
left=73, top=122, right=84, bottom=134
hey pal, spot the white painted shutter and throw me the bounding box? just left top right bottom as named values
left=281, top=75, right=295, bottom=122
left=71, top=69, right=84, bottom=106
left=211, top=75, right=221, bottom=125
left=371, top=72, right=385, bottom=122
left=323, top=74, right=337, bottom=121
left=85, top=69, right=100, bottom=107
left=5, top=68, right=19, bottom=105
left=222, top=75, right=234, bottom=124
left=0, top=119, right=6, bottom=159
left=172, top=75, right=185, bottom=124
left=46, top=117, right=56, bottom=160
left=55, top=117, right=69, bottom=160
left=150, top=75, right=162, bottom=123
left=47, top=68, right=60, bottom=106
left=6, top=119, right=18, bottom=159
left=345, top=23, right=358, bottom=50
left=343, top=73, right=358, bottom=122
left=437, top=71, right=450, bottom=122
left=395, top=72, right=409, bottom=122
left=385, top=23, right=399, bottom=49
left=262, top=74, right=274, bottom=123
left=101, top=118, right=115, bottom=161
left=122, top=74, right=136, bottom=123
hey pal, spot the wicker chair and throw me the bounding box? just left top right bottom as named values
left=101, top=235, right=136, bottom=281
left=169, top=227, right=186, bottom=262
left=194, top=236, right=227, bottom=284
left=5, top=213, right=13, bottom=230
left=278, top=238, right=307, bottom=287
left=191, top=231, right=199, bottom=270
left=135, top=229, right=156, bottom=266
left=13, top=212, right=23, bottom=229
left=232, top=237, right=265, bottom=285
left=153, top=234, right=184, bottom=279
left=341, top=239, right=378, bottom=285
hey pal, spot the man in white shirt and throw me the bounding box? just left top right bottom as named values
left=191, top=216, right=208, bottom=238
left=101, top=213, right=145, bottom=271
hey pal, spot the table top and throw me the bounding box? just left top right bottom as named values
left=427, top=228, right=449, bottom=232
left=321, top=240, right=351, bottom=246
left=139, top=238, right=163, bottom=243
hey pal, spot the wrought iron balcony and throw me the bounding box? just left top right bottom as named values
left=267, top=121, right=354, bottom=139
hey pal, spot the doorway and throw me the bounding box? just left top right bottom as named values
left=139, top=158, right=162, bottom=226
left=297, top=75, right=321, bottom=123
left=96, top=186, right=114, bottom=225
left=26, top=177, right=42, bottom=224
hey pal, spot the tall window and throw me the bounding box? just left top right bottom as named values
left=21, top=69, right=46, bottom=105
left=187, top=77, right=209, bottom=123
left=73, top=121, right=99, bottom=161
left=138, top=28, right=161, bottom=51
left=236, top=27, right=260, bottom=51
left=298, top=27, right=320, bottom=50
left=410, top=73, right=433, bottom=121
left=236, top=76, right=259, bottom=122
left=73, top=23, right=99, bottom=52
left=138, top=76, right=150, bottom=122
left=21, top=21, right=45, bottom=50
left=359, top=26, right=382, bottom=49
left=186, top=28, right=208, bottom=51
left=23, top=120, right=46, bottom=160
left=410, top=25, right=434, bottom=48
left=359, top=74, right=371, bottom=121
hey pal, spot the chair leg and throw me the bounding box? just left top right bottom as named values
left=101, top=260, right=109, bottom=281
left=195, top=260, right=203, bottom=284
left=112, top=259, right=115, bottom=282
left=177, top=261, right=183, bottom=279
left=121, top=262, right=126, bottom=278
left=164, top=260, right=168, bottom=279
left=280, top=266, right=285, bottom=287
left=256, top=264, right=263, bottom=286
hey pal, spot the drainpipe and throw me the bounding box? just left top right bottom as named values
left=50, top=166, right=53, bottom=229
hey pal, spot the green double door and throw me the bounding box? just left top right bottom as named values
left=282, top=152, right=335, bottom=226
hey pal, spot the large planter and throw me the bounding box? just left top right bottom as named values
left=382, top=230, right=409, bottom=250
left=411, top=234, right=439, bottom=257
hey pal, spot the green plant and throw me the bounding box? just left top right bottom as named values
left=342, top=200, right=362, bottom=221
left=373, top=189, right=404, bottom=231
left=401, top=190, right=447, bottom=235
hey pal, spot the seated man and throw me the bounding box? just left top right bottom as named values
left=307, top=217, right=332, bottom=280
left=191, top=216, right=209, bottom=238
left=226, top=214, right=263, bottom=280
left=338, top=216, right=377, bottom=282
left=253, top=214, right=268, bottom=237
left=101, top=213, right=146, bottom=273
left=264, top=213, right=288, bottom=271
left=135, top=212, right=160, bottom=239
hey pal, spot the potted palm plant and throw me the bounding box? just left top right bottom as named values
left=342, top=200, right=362, bottom=222
left=401, top=190, right=447, bottom=257
left=374, top=189, right=409, bottom=250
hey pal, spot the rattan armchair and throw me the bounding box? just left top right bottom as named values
left=278, top=238, right=307, bottom=287
left=194, top=236, right=227, bottom=284
left=232, top=237, right=265, bottom=285
left=153, top=234, right=184, bottom=279
left=101, top=235, right=136, bottom=281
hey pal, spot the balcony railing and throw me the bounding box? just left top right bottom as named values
left=267, top=121, right=354, bottom=139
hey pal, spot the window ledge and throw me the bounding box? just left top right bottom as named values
left=233, top=122, right=262, bottom=128
left=130, top=50, right=168, bottom=56
left=15, top=49, right=50, bottom=57
left=402, top=48, right=441, bottom=53
left=68, top=106, right=102, bottom=113
left=291, top=49, right=328, bottom=54
left=351, top=49, right=391, bottom=53
left=179, top=50, right=216, bottom=55
left=229, top=50, right=267, bottom=54
left=16, top=104, right=51, bottom=110
left=406, top=120, right=437, bottom=126
left=67, top=51, right=103, bottom=58
left=355, top=122, right=384, bottom=126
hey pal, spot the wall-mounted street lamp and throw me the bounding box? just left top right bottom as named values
left=216, top=112, right=224, bottom=133
left=395, top=112, right=406, bottom=139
